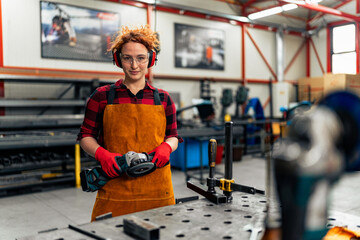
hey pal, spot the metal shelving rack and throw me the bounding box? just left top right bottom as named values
left=0, top=76, right=116, bottom=196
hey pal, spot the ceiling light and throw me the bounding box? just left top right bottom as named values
left=248, top=6, right=283, bottom=20
left=248, top=4, right=298, bottom=20
left=235, top=16, right=250, bottom=22
left=283, top=0, right=322, bottom=3
left=282, top=3, right=298, bottom=11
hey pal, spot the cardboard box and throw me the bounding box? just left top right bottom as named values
left=298, top=76, right=324, bottom=103
left=298, top=74, right=360, bottom=103
left=323, top=73, right=360, bottom=96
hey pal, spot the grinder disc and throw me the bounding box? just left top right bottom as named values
left=318, top=90, right=360, bottom=172
left=127, top=162, right=156, bottom=177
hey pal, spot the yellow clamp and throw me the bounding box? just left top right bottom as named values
left=219, top=178, right=235, bottom=192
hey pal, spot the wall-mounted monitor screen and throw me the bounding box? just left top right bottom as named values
left=175, top=23, right=225, bottom=70
left=40, top=1, right=120, bottom=62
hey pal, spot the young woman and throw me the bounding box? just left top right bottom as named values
left=78, top=25, right=181, bottom=221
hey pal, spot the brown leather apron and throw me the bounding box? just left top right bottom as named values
left=91, top=86, right=175, bottom=221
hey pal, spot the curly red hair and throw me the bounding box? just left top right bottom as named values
left=110, top=25, right=159, bottom=53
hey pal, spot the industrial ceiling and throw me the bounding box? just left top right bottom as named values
left=220, top=0, right=358, bottom=33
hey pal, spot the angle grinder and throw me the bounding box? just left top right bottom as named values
left=81, top=151, right=156, bottom=192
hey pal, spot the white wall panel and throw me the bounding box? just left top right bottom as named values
left=2, top=0, right=146, bottom=71
left=284, top=34, right=306, bottom=81
left=245, top=28, right=276, bottom=81
left=310, top=28, right=327, bottom=78
left=154, top=11, right=241, bottom=78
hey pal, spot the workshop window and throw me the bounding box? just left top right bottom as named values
left=331, top=23, right=356, bottom=74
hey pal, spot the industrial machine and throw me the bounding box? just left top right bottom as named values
left=234, top=85, right=249, bottom=119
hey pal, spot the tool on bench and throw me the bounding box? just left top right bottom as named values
left=244, top=224, right=262, bottom=240
left=68, top=224, right=110, bottom=240
left=123, top=216, right=160, bottom=240
left=81, top=151, right=156, bottom=192
left=187, top=121, right=265, bottom=204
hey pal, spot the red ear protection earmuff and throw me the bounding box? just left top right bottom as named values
left=113, top=50, right=122, bottom=68
left=147, top=50, right=157, bottom=68
left=112, top=50, right=157, bottom=69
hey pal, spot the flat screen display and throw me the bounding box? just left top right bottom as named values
left=40, top=1, right=120, bottom=62
left=175, top=23, right=225, bottom=70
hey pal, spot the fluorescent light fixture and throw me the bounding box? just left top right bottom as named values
left=282, top=3, right=298, bottom=11
left=234, top=16, right=250, bottom=23
left=248, top=6, right=282, bottom=20
left=283, top=0, right=322, bottom=3
left=248, top=4, right=298, bottom=20
left=136, top=0, right=156, bottom=4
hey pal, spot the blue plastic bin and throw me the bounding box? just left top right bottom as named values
left=170, top=138, right=209, bottom=171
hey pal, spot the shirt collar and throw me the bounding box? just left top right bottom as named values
left=115, top=79, right=155, bottom=90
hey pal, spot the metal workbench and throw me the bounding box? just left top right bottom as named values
left=17, top=191, right=360, bottom=240
left=18, top=192, right=270, bottom=240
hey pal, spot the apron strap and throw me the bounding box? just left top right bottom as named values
left=107, top=84, right=116, bottom=104
left=107, top=84, right=161, bottom=106
left=154, top=88, right=161, bottom=106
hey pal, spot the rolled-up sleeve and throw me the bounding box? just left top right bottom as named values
left=164, top=93, right=183, bottom=143
left=77, top=89, right=106, bottom=142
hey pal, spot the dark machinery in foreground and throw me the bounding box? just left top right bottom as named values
left=267, top=91, right=360, bottom=240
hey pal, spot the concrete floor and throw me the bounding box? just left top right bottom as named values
left=1, top=155, right=360, bottom=240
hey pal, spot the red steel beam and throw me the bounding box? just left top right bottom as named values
left=284, top=40, right=306, bottom=75
left=245, top=28, right=278, bottom=80
left=288, top=1, right=360, bottom=22
left=308, top=0, right=353, bottom=25
left=310, top=38, right=325, bottom=74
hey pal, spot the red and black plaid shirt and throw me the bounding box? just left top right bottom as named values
left=77, top=79, right=182, bottom=145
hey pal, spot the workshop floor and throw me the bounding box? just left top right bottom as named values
left=1, top=155, right=360, bottom=240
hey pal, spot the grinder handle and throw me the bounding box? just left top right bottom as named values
left=208, top=139, right=217, bottom=179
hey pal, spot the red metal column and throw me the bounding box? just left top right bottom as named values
left=357, top=22, right=360, bottom=74
left=306, top=37, right=310, bottom=77
left=242, top=24, right=246, bottom=85
left=327, top=27, right=331, bottom=73
left=0, top=0, right=3, bottom=68
left=146, top=4, right=154, bottom=84
left=0, top=0, right=4, bottom=116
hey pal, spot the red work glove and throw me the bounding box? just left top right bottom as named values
left=149, top=142, right=172, bottom=168
left=95, top=147, right=122, bottom=178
